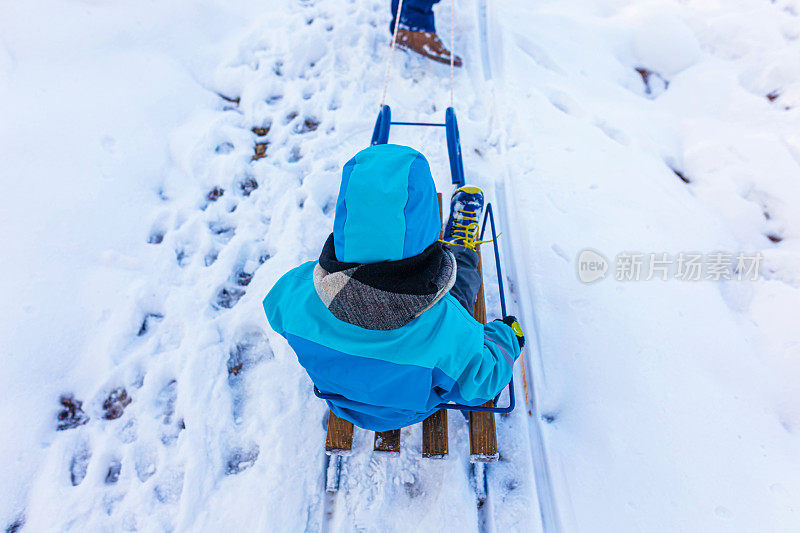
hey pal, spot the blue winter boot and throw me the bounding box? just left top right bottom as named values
left=442, top=186, right=485, bottom=251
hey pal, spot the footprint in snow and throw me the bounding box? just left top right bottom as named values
left=155, top=379, right=177, bottom=425
left=160, top=419, right=185, bottom=447
left=5, top=516, right=24, bottom=533
left=593, top=118, right=630, bottom=146
left=215, top=286, right=246, bottom=310
left=208, top=221, right=236, bottom=243
left=69, top=443, right=92, bottom=486
left=102, top=387, right=132, bottom=420
left=118, top=418, right=137, bottom=444
left=134, top=445, right=157, bottom=483
left=288, top=146, right=303, bottom=163
left=148, top=230, right=164, bottom=245
left=215, top=141, right=234, bottom=154
left=175, top=246, right=193, bottom=267
left=204, top=249, right=219, bottom=267
left=153, top=468, right=184, bottom=504
left=57, top=394, right=90, bottom=431
left=227, top=334, right=273, bottom=423
left=225, top=445, right=260, bottom=475
left=137, top=312, right=164, bottom=337
left=105, top=457, right=122, bottom=485
left=546, top=90, right=585, bottom=118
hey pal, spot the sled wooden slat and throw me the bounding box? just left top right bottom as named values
left=421, top=192, right=451, bottom=459
left=374, top=430, right=401, bottom=453
left=422, top=409, right=449, bottom=458
left=469, top=248, right=499, bottom=462
left=468, top=406, right=499, bottom=462
left=325, top=410, right=354, bottom=454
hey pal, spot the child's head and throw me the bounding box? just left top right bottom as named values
left=333, top=144, right=440, bottom=263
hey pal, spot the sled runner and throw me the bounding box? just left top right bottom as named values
left=320, top=106, right=515, bottom=463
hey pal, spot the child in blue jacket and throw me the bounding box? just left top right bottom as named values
left=264, top=144, right=524, bottom=431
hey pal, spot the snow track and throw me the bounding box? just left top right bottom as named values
left=474, top=2, right=561, bottom=531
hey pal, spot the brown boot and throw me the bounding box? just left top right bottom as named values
left=396, top=29, right=463, bottom=67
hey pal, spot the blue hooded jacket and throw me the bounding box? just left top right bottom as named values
left=264, top=144, right=519, bottom=431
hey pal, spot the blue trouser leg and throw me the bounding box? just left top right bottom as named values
left=444, top=244, right=482, bottom=313
left=390, top=0, right=441, bottom=34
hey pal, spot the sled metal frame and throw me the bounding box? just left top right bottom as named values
left=315, top=105, right=515, bottom=414
left=371, top=105, right=465, bottom=187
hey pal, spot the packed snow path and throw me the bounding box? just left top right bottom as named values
left=4, top=0, right=800, bottom=531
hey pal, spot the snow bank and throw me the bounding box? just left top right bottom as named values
left=0, top=0, right=256, bottom=527
left=491, top=0, right=800, bottom=529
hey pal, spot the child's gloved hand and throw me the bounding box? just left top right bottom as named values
left=495, top=315, right=525, bottom=350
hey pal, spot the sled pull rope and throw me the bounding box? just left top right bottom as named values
left=449, top=0, right=455, bottom=107
left=380, top=0, right=405, bottom=108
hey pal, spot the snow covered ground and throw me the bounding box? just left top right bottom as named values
left=2, top=0, right=799, bottom=531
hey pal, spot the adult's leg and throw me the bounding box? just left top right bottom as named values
left=390, top=0, right=442, bottom=34
left=444, top=244, right=481, bottom=312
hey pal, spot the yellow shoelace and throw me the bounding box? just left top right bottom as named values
left=440, top=209, right=495, bottom=251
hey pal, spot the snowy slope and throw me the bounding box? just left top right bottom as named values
left=0, top=0, right=268, bottom=529
left=2, top=0, right=800, bottom=531
left=485, top=0, right=800, bottom=530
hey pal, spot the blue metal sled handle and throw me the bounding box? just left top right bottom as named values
left=370, top=105, right=391, bottom=145
left=370, top=105, right=466, bottom=187
left=445, top=107, right=466, bottom=187
left=314, top=202, right=515, bottom=414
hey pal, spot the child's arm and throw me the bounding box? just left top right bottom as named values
left=438, top=320, right=521, bottom=406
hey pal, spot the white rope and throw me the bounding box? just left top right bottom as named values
left=450, top=0, right=455, bottom=107
left=380, top=0, right=405, bottom=108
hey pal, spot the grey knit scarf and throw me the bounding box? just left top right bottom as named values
left=313, top=234, right=456, bottom=331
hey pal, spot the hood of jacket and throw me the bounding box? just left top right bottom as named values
left=332, top=144, right=441, bottom=264
left=314, top=144, right=455, bottom=330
